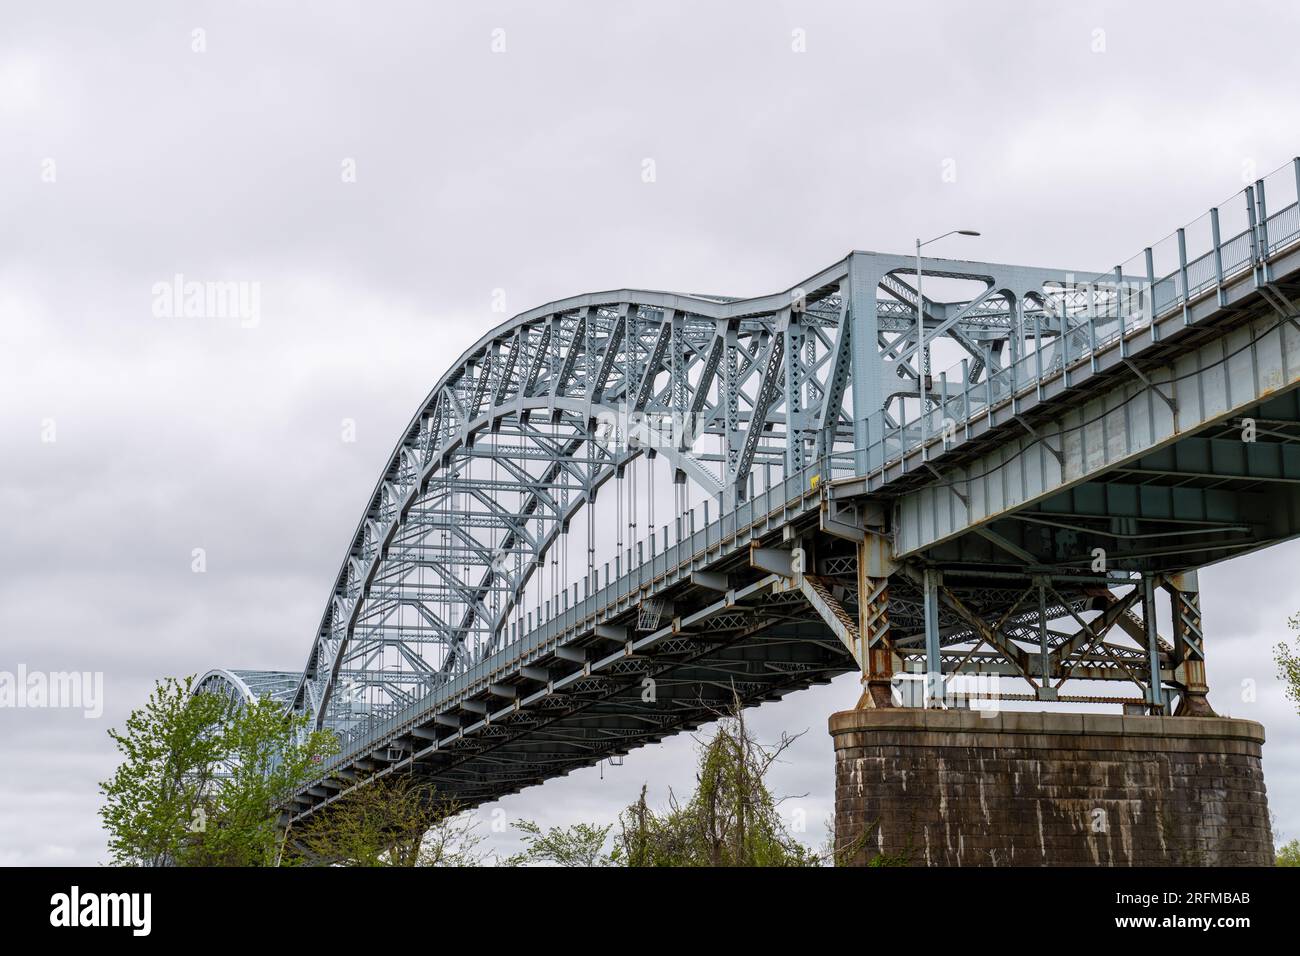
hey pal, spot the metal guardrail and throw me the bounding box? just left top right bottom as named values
left=883, top=158, right=1300, bottom=471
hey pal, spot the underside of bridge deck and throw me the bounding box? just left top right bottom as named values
left=842, top=441, right=1300, bottom=719
left=379, top=616, right=850, bottom=804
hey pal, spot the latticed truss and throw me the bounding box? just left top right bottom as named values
left=196, top=669, right=300, bottom=710
left=286, top=252, right=1087, bottom=744
left=799, top=551, right=1193, bottom=708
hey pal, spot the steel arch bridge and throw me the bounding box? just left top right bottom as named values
left=202, top=159, right=1300, bottom=819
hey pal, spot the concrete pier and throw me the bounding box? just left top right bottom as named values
left=830, top=710, right=1272, bottom=866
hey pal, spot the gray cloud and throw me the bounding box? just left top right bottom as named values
left=3, top=0, right=1300, bottom=864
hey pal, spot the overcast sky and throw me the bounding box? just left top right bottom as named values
left=3, top=0, right=1300, bottom=865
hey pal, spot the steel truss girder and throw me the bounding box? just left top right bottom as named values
left=293, top=270, right=898, bottom=735
left=209, top=251, right=1113, bottom=774
left=289, top=597, right=852, bottom=818
left=836, top=560, right=1204, bottom=710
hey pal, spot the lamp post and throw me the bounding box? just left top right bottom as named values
left=915, top=229, right=980, bottom=458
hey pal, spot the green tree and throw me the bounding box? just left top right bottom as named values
left=1276, top=615, right=1300, bottom=714
left=100, top=675, right=335, bottom=866
left=1277, top=839, right=1300, bottom=867
left=99, top=676, right=228, bottom=866
left=615, top=699, right=820, bottom=867
left=503, top=820, right=621, bottom=867
left=1272, top=618, right=1300, bottom=868
left=290, top=774, right=483, bottom=867
left=184, top=696, right=337, bottom=866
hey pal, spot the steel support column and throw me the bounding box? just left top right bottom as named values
left=923, top=567, right=943, bottom=707
left=856, top=533, right=896, bottom=708
left=1166, top=570, right=1215, bottom=716
left=1034, top=575, right=1055, bottom=701
left=1143, top=574, right=1166, bottom=714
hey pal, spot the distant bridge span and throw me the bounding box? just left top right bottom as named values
left=201, top=159, right=1300, bottom=819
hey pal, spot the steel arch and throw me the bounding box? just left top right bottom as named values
left=294, top=275, right=860, bottom=739
left=266, top=251, right=1084, bottom=745
left=196, top=669, right=299, bottom=710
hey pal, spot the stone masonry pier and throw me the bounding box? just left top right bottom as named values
left=830, top=709, right=1272, bottom=866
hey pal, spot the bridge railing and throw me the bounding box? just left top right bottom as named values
left=320, top=458, right=833, bottom=760
left=892, top=157, right=1300, bottom=470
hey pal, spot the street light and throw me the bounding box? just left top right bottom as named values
left=915, top=229, right=980, bottom=457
